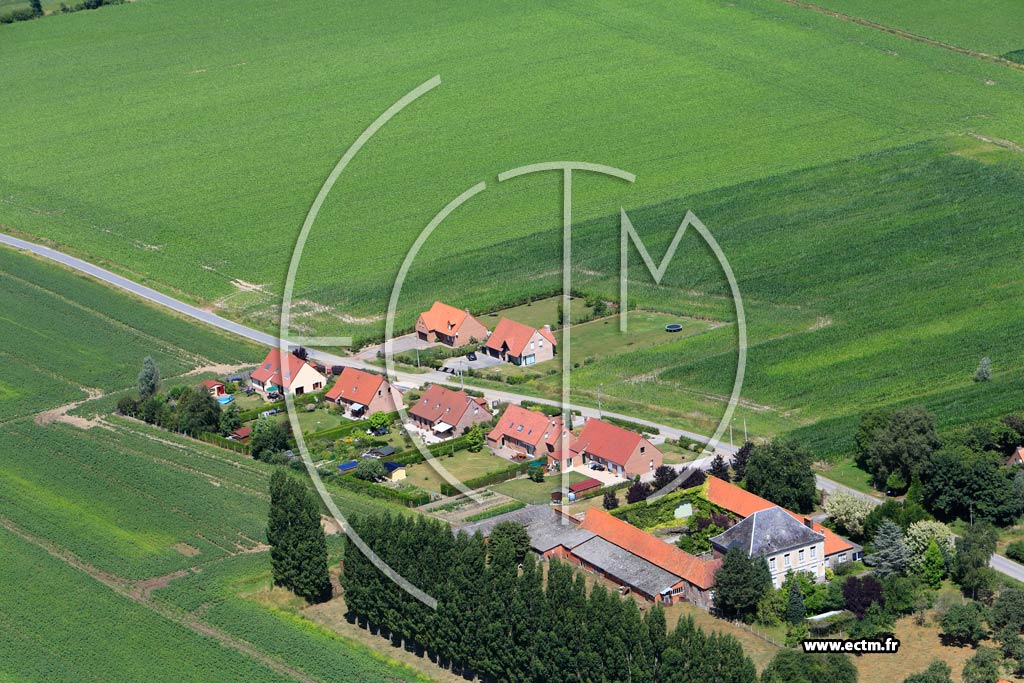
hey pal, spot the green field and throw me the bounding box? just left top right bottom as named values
left=0, top=527, right=294, bottom=683
left=404, top=448, right=514, bottom=495
left=2, top=0, right=1023, bottom=339
left=492, top=471, right=589, bottom=505
left=813, top=0, right=1024, bottom=56
left=0, top=246, right=262, bottom=421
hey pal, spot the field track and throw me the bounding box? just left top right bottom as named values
left=777, top=0, right=1024, bottom=71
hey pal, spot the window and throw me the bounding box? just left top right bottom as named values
left=769, top=557, right=776, bottom=571
left=810, top=546, right=817, bottom=559
left=798, top=549, right=805, bottom=563
left=784, top=554, right=791, bottom=568
left=838, top=553, right=847, bottom=563
left=649, top=459, right=654, bottom=471
left=640, top=446, right=646, bottom=454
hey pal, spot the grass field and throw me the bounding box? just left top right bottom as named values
left=404, top=448, right=514, bottom=495
left=2, top=0, right=1023, bottom=338
left=812, top=0, right=1024, bottom=56
left=491, top=471, right=589, bottom=505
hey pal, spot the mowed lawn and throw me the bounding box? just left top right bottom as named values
left=492, top=470, right=590, bottom=505
left=3, top=0, right=1024, bottom=340
left=404, top=448, right=514, bottom=494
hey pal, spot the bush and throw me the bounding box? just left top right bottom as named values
left=1006, top=541, right=1024, bottom=564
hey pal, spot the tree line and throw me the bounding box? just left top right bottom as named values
left=340, top=513, right=759, bottom=683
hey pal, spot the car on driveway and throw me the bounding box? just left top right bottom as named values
left=589, top=462, right=605, bottom=471
left=467, top=352, right=477, bottom=361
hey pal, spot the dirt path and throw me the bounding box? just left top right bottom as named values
left=0, top=516, right=322, bottom=683
left=34, top=387, right=109, bottom=430
left=776, top=0, right=1024, bottom=72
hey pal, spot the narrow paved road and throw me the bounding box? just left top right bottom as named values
left=6, top=231, right=1023, bottom=581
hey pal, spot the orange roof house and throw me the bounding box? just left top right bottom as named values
left=249, top=349, right=326, bottom=399
left=415, top=301, right=489, bottom=348
left=572, top=508, right=720, bottom=606
left=325, top=367, right=402, bottom=417
left=1007, top=446, right=1024, bottom=467
left=558, top=418, right=661, bottom=478
left=407, top=384, right=490, bottom=437
left=482, top=318, right=556, bottom=366
left=486, top=404, right=569, bottom=460
left=199, top=379, right=225, bottom=397
left=703, top=476, right=860, bottom=565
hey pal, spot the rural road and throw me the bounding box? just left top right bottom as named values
left=5, top=231, right=1023, bottom=582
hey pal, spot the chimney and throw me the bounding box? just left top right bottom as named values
left=543, top=324, right=551, bottom=331
left=804, top=517, right=814, bottom=529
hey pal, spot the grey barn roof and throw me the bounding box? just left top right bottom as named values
left=571, top=537, right=680, bottom=597
left=710, top=506, right=824, bottom=558
left=458, top=504, right=595, bottom=553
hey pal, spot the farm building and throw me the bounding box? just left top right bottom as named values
left=459, top=505, right=596, bottom=560
left=572, top=508, right=719, bottom=607
left=481, top=318, right=556, bottom=366
left=407, top=384, right=490, bottom=438
left=325, top=366, right=402, bottom=418
left=710, top=506, right=826, bottom=588
left=555, top=418, right=662, bottom=478
left=703, top=476, right=861, bottom=568
left=337, top=460, right=359, bottom=474
left=249, top=349, right=327, bottom=400
left=415, top=301, right=489, bottom=347
left=486, top=404, right=569, bottom=460
left=199, top=379, right=225, bottom=397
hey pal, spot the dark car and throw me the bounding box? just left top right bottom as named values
left=467, top=352, right=477, bottom=361
left=330, top=365, right=344, bottom=376
left=589, top=462, right=605, bottom=471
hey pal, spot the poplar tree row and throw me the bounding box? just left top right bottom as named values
left=341, top=513, right=757, bottom=683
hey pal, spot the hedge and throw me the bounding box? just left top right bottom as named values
left=463, top=500, right=526, bottom=523
left=198, top=432, right=251, bottom=455
left=603, top=415, right=660, bottom=436
left=330, top=474, right=431, bottom=508
left=575, top=478, right=630, bottom=502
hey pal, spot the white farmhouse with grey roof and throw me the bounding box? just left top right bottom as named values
left=710, top=506, right=826, bottom=588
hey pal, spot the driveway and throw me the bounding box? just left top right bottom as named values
left=354, top=334, right=436, bottom=361
left=442, top=353, right=504, bottom=373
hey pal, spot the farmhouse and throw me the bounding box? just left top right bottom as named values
left=486, top=404, right=569, bottom=460
left=249, top=349, right=327, bottom=399
left=325, top=366, right=402, bottom=418
left=1007, top=446, right=1024, bottom=467
left=415, top=301, right=489, bottom=348
left=554, top=418, right=662, bottom=478
left=710, top=506, right=826, bottom=588
left=481, top=318, right=556, bottom=366
left=703, top=476, right=861, bottom=569
left=199, top=379, right=225, bottom=397
left=407, top=384, right=490, bottom=437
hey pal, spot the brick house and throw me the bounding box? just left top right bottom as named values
left=415, top=301, right=489, bottom=348
left=249, top=349, right=327, bottom=399
left=486, top=404, right=569, bottom=460
left=554, top=417, right=662, bottom=477
left=407, top=384, right=490, bottom=438
left=481, top=318, right=556, bottom=366
left=325, top=366, right=402, bottom=418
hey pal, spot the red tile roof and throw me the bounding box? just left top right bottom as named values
left=580, top=508, right=719, bottom=589
left=704, top=476, right=853, bottom=556
left=250, top=350, right=314, bottom=389
left=199, top=379, right=224, bottom=389
left=325, top=367, right=385, bottom=406
left=568, top=478, right=602, bottom=494
left=408, top=384, right=487, bottom=425
left=483, top=317, right=555, bottom=357
left=419, top=301, right=472, bottom=336
left=231, top=426, right=252, bottom=439
left=487, top=404, right=567, bottom=454
left=570, top=418, right=645, bottom=467
left=1008, top=446, right=1024, bottom=466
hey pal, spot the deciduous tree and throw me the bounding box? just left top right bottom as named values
left=940, top=601, right=988, bottom=646
left=823, top=490, right=873, bottom=540
left=744, top=440, right=817, bottom=513
left=713, top=546, right=772, bottom=621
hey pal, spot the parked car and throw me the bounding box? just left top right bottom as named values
left=330, top=365, right=344, bottom=376
left=467, top=352, right=477, bottom=361
left=589, top=462, right=605, bottom=471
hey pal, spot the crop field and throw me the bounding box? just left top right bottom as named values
left=1, top=0, right=1023, bottom=339
left=811, top=0, right=1024, bottom=56
left=0, top=527, right=296, bottom=683
left=152, top=553, right=432, bottom=683
left=0, top=247, right=262, bottom=421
